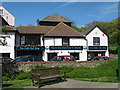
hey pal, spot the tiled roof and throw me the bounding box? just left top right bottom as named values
left=44, top=22, right=84, bottom=37
left=82, top=24, right=98, bottom=35
left=16, top=26, right=54, bottom=34
left=1, top=25, right=17, bottom=32
left=40, top=15, right=72, bottom=23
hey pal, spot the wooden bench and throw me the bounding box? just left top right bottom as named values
left=31, top=67, right=66, bottom=88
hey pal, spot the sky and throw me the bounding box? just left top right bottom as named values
left=2, top=2, right=118, bottom=27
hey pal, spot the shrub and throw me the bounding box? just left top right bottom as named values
left=15, top=71, right=32, bottom=80
left=32, top=64, right=45, bottom=69
left=60, top=60, right=118, bottom=79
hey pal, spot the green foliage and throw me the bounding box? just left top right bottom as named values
left=109, top=46, right=118, bottom=54
left=60, top=60, right=118, bottom=82
left=3, top=70, right=32, bottom=81
left=3, top=79, right=31, bottom=89
left=15, top=71, right=32, bottom=80
left=32, top=64, right=45, bottom=69
left=72, top=17, right=120, bottom=45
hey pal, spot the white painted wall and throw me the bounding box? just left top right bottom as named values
left=43, top=37, right=87, bottom=61
left=86, top=27, right=108, bottom=46
left=0, top=6, right=15, bottom=26
left=0, top=32, right=15, bottom=59
left=86, top=27, right=109, bottom=57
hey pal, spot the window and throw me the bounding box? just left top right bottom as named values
left=20, top=35, right=40, bottom=45
left=20, top=36, right=25, bottom=45
left=93, top=37, right=100, bottom=45
left=62, top=38, right=69, bottom=46
left=0, top=9, right=4, bottom=15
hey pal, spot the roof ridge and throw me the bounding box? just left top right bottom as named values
left=61, top=22, right=84, bottom=35
left=44, top=22, right=62, bottom=35
left=16, top=26, right=54, bottom=28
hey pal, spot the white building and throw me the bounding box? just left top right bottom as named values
left=0, top=6, right=16, bottom=59
left=43, top=22, right=87, bottom=61
left=82, top=25, right=109, bottom=60
left=15, top=23, right=87, bottom=61
left=0, top=29, right=16, bottom=59
left=0, top=6, right=15, bottom=26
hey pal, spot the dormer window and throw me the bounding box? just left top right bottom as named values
left=0, top=9, right=4, bottom=15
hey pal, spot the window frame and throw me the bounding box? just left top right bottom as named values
left=62, top=37, right=69, bottom=46
left=0, top=9, right=4, bottom=15
left=93, top=37, right=100, bottom=45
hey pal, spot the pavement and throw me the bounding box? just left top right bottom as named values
left=24, top=79, right=118, bottom=88
left=109, top=54, right=118, bottom=60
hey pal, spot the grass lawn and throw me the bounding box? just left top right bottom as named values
left=2, top=79, right=31, bottom=89
left=109, top=46, right=118, bottom=50
left=74, top=77, right=119, bottom=83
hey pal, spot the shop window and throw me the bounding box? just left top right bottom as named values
left=47, top=53, right=57, bottom=61
left=62, top=38, right=69, bottom=46
left=70, top=53, right=79, bottom=60
left=93, top=37, right=100, bottom=45
left=2, top=53, right=10, bottom=58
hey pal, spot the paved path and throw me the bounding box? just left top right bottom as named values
left=24, top=79, right=118, bottom=88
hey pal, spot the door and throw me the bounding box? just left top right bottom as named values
left=47, top=53, right=57, bottom=61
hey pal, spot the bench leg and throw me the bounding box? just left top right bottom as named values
left=38, top=80, right=41, bottom=88
left=32, top=79, right=35, bottom=86
left=64, top=76, right=66, bottom=81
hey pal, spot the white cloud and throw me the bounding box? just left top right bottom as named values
left=96, top=3, right=118, bottom=20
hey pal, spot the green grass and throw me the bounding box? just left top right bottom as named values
left=109, top=46, right=118, bottom=50
left=60, top=60, right=119, bottom=82
left=74, top=77, right=119, bottom=83
left=2, top=79, right=31, bottom=89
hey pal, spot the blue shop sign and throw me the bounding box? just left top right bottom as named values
left=16, top=46, right=45, bottom=50
left=89, top=46, right=107, bottom=50
left=50, top=46, right=83, bottom=50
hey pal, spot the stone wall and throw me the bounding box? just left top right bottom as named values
left=3, top=60, right=108, bottom=72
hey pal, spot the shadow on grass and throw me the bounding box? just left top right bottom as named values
left=2, top=84, right=13, bottom=87
left=34, top=79, right=67, bottom=87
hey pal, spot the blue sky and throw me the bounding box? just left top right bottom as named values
left=2, top=2, right=118, bottom=27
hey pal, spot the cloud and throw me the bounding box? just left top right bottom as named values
left=56, top=0, right=77, bottom=9
left=96, top=3, right=118, bottom=20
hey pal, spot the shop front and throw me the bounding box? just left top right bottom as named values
left=87, top=46, right=108, bottom=60
left=15, top=46, right=45, bottom=57
left=45, top=46, right=84, bottom=61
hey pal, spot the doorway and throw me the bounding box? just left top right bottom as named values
left=70, top=53, right=79, bottom=60
left=47, top=53, right=57, bottom=61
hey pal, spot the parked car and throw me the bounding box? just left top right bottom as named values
left=92, top=56, right=109, bottom=61
left=51, top=55, right=76, bottom=61
left=13, top=55, right=44, bottom=62
left=0, top=57, right=13, bottom=64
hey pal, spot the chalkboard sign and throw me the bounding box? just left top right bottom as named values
left=89, top=46, right=107, bottom=50
left=16, top=46, right=45, bottom=50
left=50, top=46, right=83, bottom=50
